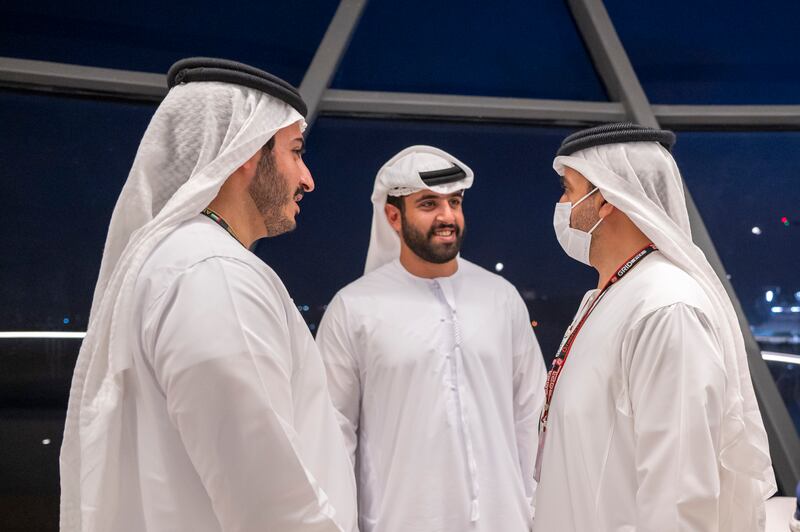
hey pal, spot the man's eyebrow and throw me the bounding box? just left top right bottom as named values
left=414, top=191, right=464, bottom=204
left=414, top=194, right=441, bottom=203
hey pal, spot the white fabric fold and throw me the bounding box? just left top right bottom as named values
left=60, top=81, right=305, bottom=532
left=318, top=258, right=546, bottom=532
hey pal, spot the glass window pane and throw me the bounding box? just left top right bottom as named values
left=331, top=0, right=608, bottom=101
left=0, top=90, right=154, bottom=333
left=606, top=0, right=800, bottom=104
left=676, top=131, right=800, bottom=436
left=0, top=93, right=138, bottom=529
left=272, top=117, right=595, bottom=359
left=0, top=409, right=63, bottom=531
left=0, top=95, right=595, bottom=369
left=1, top=98, right=596, bottom=527
left=0, top=1, right=340, bottom=85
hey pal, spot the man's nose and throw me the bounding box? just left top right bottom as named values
left=437, top=204, right=456, bottom=222
left=299, top=162, right=314, bottom=193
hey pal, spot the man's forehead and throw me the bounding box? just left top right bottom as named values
left=275, top=121, right=304, bottom=142
left=563, top=166, right=586, bottom=180
left=407, top=189, right=464, bottom=200
left=562, top=166, right=592, bottom=187
left=280, top=121, right=303, bottom=135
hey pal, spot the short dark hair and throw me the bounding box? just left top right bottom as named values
left=264, top=136, right=275, bottom=151
left=385, top=194, right=405, bottom=212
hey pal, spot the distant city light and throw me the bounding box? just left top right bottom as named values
left=42, top=439, right=51, bottom=445
left=495, top=262, right=504, bottom=272
left=791, top=306, right=800, bottom=313
left=762, top=351, right=800, bottom=365
left=751, top=226, right=762, bottom=235
left=795, top=291, right=800, bottom=302
left=63, top=317, right=70, bottom=325
left=781, top=216, right=790, bottom=227
left=770, top=306, right=783, bottom=313
left=309, top=323, right=316, bottom=331
left=766, top=290, right=774, bottom=303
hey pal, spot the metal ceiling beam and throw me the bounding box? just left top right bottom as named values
left=298, top=0, right=368, bottom=129
left=567, top=0, right=800, bottom=494
left=566, top=0, right=657, bottom=128
left=655, top=104, right=800, bottom=129
left=0, top=56, right=165, bottom=101
left=2, top=57, right=799, bottom=131
left=319, top=89, right=626, bottom=125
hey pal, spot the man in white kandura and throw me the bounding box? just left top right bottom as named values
left=532, top=123, right=776, bottom=532
left=59, top=58, right=357, bottom=532
left=316, top=145, right=547, bottom=532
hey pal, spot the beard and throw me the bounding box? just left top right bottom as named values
left=571, top=195, right=601, bottom=233
left=249, top=149, right=301, bottom=237
left=400, top=213, right=465, bottom=264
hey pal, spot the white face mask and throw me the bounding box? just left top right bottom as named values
left=553, top=187, right=603, bottom=266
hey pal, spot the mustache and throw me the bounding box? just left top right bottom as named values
left=427, top=223, right=460, bottom=238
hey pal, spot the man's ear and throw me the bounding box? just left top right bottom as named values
left=384, top=203, right=402, bottom=234
left=230, top=149, right=262, bottom=184
left=597, top=193, right=615, bottom=218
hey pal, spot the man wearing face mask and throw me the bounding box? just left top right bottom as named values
left=532, top=123, right=776, bottom=532
left=316, top=146, right=547, bottom=532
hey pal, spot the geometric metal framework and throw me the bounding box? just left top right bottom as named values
left=3, top=55, right=800, bottom=129
left=298, top=0, right=368, bottom=125
left=0, top=0, right=798, bottom=493
left=0, top=56, right=166, bottom=101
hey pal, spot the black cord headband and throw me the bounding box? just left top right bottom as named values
left=557, top=122, right=676, bottom=157
left=167, top=57, right=308, bottom=117
left=419, top=165, right=468, bottom=186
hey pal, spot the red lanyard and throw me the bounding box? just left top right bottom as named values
left=539, top=243, right=657, bottom=432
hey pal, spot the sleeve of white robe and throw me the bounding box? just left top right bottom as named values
left=145, top=257, right=344, bottom=532
left=509, top=291, right=547, bottom=513
left=316, top=293, right=361, bottom=466
left=623, top=302, right=726, bottom=532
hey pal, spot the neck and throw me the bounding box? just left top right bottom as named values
left=591, top=230, right=652, bottom=290
left=398, top=246, right=458, bottom=279
left=206, top=197, right=265, bottom=248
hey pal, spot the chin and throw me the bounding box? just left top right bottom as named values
left=435, top=242, right=458, bottom=254
left=263, top=216, right=297, bottom=237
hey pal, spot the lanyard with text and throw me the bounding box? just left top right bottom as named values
left=540, top=243, right=657, bottom=430
left=534, top=243, right=657, bottom=481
